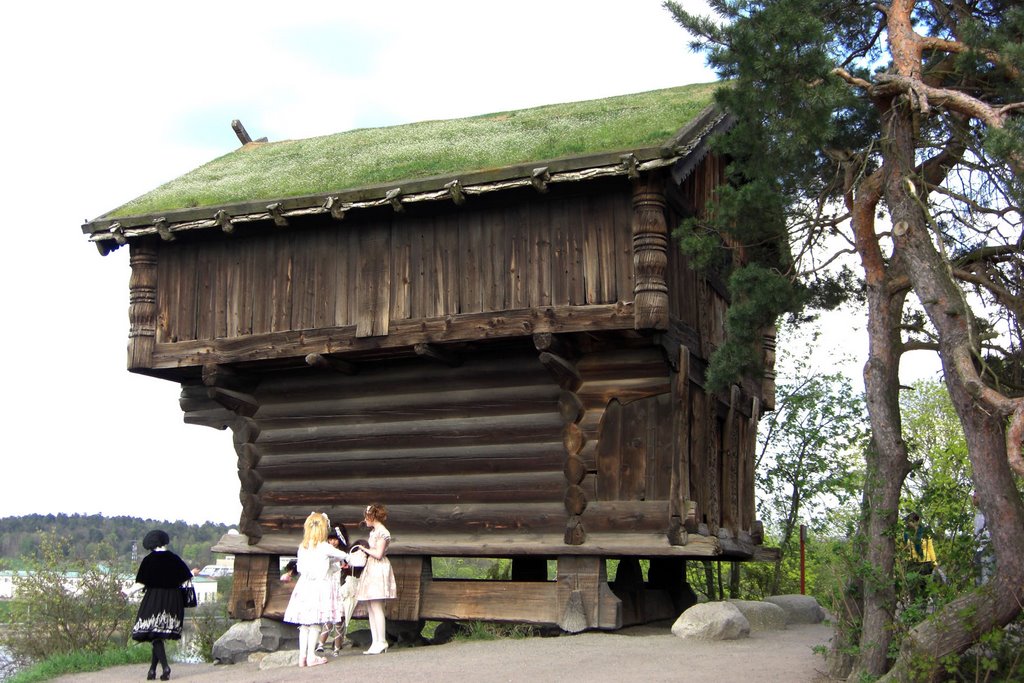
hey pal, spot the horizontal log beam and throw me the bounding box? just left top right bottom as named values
left=253, top=412, right=564, bottom=454
left=212, top=531, right=723, bottom=558
left=260, top=502, right=568, bottom=535
left=259, top=470, right=575, bottom=505
left=147, top=303, right=636, bottom=370
left=420, top=580, right=559, bottom=624
left=256, top=441, right=564, bottom=479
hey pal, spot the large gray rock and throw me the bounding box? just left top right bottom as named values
left=728, top=599, right=788, bottom=631
left=212, top=618, right=299, bottom=664
left=764, top=594, right=826, bottom=625
left=671, top=601, right=750, bottom=641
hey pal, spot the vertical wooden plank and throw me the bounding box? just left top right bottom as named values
left=409, top=217, right=428, bottom=320
left=670, top=347, right=692, bottom=521
left=211, top=238, right=228, bottom=339
left=312, top=227, right=337, bottom=330
left=722, top=386, right=740, bottom=536
left=651, top=393, right=674, bottom=500
left=250, top=236, right=271, bottom=335
left=458, top=211, right=482, bottom=314
left=507, top=204, right=529, bottom=309
left=391, top=221, right=411, bottom=323
left=551, top=197, right=569, bottom=306
left=530, top=201, right=552, bottom=307
left=743, top=399, right=760, bottom=532
left=195, top=242, right=215, bottom=340
left=224, top=238, right=241, bottom=337
left=270, top=232, right=293, bottom=333
left=155, top=243, right=174, bottom=344
left=567, top=197, right=586, bottom=306
left=557, top=555, right=620, bottom=631
left=582, top=194, right=602, bottom=305
left=239, top=236, right=255, bottom=336
left=436, top=215, right=459, bottom=316
left=708, top=414, right=722, bottom=536
left=595, top=399, right=623, bottom=501
left=356, top=223, right=392, bottom=337
left=487, top=209, right=508, bottom=311
left=612, top=192, right=633, bottom=303
left=619, top=398, right=649, bottom=500
left=689, top=389, right=708, bottom=528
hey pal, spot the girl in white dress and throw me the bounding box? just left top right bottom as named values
left=283, top=512, right=349, bottom=666
left=352, top=503, right=397, bottom=655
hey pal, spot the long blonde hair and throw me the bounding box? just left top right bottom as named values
left=301, top=512, right=330, bottom=549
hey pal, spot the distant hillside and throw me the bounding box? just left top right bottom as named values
left=0, top=514, right=233, bottom=570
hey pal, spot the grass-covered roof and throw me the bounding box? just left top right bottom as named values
left=104, top=82, right=720, bottom=220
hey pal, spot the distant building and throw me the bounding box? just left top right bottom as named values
left=0, top=569, right=218, bottom=604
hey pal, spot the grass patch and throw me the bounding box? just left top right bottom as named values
left=106, top=82, right=720, bottom=219
left=453, top=621, right=539, bottom=641
left=7, top=644, right=151, bottom=683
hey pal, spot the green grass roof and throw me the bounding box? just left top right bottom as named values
left=105, top=82, right=720, bottom=219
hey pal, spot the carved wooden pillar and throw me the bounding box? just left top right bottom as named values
left=127, top=238, right=158, bottom=370
left=631, top=174, right=669, bottom=331
left=761, top=324, right=778, bottom=411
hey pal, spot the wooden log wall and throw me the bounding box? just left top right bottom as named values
left=247, top=351, right=566, bottom=541
left=153, top=188, right=635, bottom=346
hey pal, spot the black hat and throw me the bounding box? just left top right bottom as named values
left=143, top=529, right=170, bottom=550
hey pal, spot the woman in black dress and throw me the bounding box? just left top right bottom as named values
left=123, top=529, right=193, bottom=681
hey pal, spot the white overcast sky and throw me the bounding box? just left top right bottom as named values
left=0, top=1, right=938, bottom=527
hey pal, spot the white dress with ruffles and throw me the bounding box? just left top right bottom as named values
left=283, top=541, right=349, bottom=625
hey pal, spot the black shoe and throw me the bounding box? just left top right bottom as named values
left=160, top=668, right=171, bottom=681
left=147, top=670, right=157, bottom=681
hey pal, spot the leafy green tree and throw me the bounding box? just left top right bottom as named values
left=756, top=330, right=866, bottom=595
left=666, top=1, right=1024, bottom=678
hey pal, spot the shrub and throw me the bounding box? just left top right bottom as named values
left=0, top=531, right=133, bottom=663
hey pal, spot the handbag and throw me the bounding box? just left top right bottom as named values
left=181, top=580, right=198, bottom=608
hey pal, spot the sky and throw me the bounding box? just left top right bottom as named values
left=0, top=1, right=940, bottom=527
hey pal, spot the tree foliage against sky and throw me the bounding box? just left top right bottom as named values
left=666, top=1, right=1023, bottom=679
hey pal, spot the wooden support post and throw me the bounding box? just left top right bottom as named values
left=723, top=385, right=741, bottom=537
left=631, top=174, right=669, bottom=331
left=384, top=556, right=424, bottom=621
left=761, top=325, right=777, bottom=411
left=668, top=345, right=691, bottom=546
left=229, top=554, right=270, bottom=620
left=557, top=556, right=620, bottom=631
left=127, top=239, right=158, bottom=370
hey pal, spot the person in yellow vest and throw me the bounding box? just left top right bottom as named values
left=903, top=512, right=937, bottom=601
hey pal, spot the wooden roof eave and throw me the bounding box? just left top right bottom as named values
left=83, top=106, right=728, bottom=256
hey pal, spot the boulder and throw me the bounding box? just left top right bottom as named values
left=671, top=601, right=750, bottom=641
left=764, top=594, right=826, bottom=625
left=212, top=618, right=299, bottom=664
left=728, top=599, right=787, bottom=631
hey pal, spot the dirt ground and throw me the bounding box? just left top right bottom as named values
left=52, top=622, right=835, bottom=683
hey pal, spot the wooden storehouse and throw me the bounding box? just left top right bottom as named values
left=82, top=83, right=776, bottom=632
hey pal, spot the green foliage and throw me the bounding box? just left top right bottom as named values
left=0, top=532, right=134, bottom=663
left=180, top=601, right=231, bottom=663
left=6, top=644, right=151, bottom=683
left=0, top=514, right=232, bottom=570
left=452, top=620, right=537, bottom=641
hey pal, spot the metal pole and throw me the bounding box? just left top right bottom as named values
left=799, top=524, right=807, bottom=595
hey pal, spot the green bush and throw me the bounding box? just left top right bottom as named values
left=0, top=532, right=134, bottom=664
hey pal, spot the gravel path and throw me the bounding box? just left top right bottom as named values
left=52, top=623, right=834, bottom=683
